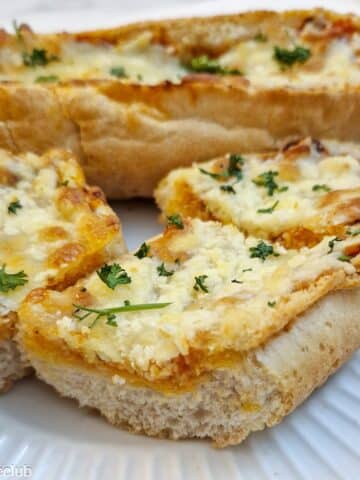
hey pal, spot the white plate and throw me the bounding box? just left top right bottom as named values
left=0, top=2, right=360, bottom=479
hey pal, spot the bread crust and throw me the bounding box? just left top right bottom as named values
left=25, top=288, right=360, bottom=446
left=2, top=9, right=360, bottom=198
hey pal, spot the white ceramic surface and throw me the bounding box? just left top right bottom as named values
left=0, top=1, right=359, bottom=479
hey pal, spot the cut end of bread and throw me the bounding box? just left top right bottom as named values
left=0, top=339, right=31, bottom=393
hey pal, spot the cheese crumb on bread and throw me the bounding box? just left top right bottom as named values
left=156, top=138, right=360, bottom=247
left=19, top=218, right=360, bottom=390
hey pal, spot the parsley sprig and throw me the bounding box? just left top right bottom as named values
left=167, top=214, right=184, bottom=229
left=22, top=48, right=59, bottom=67
left=257, top=200, right=279, bottom=214
left=157, top=263, right=174, bottom=277
left=188, top=55, right=242, bottom=75
left=249, top=241, right=279, bottom=261
left=193, top=275, right=209, bottom=293
left=134, top=242, right=150, bottom=259
left=96, top=263, right=131, bottom=289
left=328, top=237, right=342, bottom=254
left=252, top=171, right=288, bottom=196
left=273, top=45, right=311, bottom=67
left=73, top=301, right=172, bottom=328
left=8, top=200, right=22, bottom=215
left=200, top=154, right=245, bottom=192
left=312, top=184, right=331, bottom=193
left=110, top=66, right=127, bottom=78
left=0, top=264, right=28, bottom=292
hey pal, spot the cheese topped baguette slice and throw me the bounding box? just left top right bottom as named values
left=0, top=148, right=125, bottom=392
left=1, top=9, right=360, bottom=197
left=18, top=218, right=360, bottom=445
left=156, top=137, right=360, bottom=247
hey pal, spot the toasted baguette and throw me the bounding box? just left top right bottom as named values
left=155, top=137, right=360, bottom=246
left=18, top=218, right=360, bottom=445
left=1, top=9, right=360, bottom=198
left=0, top=149, right=125, bottom=391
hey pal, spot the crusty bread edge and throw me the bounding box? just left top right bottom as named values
left=24, top=288, right=360, bottom=447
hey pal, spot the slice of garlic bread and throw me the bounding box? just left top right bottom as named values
left=18, top=218, right=360, bottom=444
left=1, top=10, right=360, bottom=197
left=156, top=138, right=360, bottom=247
left=0, top=148, right=125, bottom=392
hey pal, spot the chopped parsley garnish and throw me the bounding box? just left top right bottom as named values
left=268, top=301, right=276, bottom=307
left=12, top=20, right=23, bottom=42
left=137, top=73, right=143, bottom=81
left=167, top=214, right=184, bottom=229
left=242, top=268, right=253, bottom=272
left=0, top=264, right=28, bottom=292
left=157, top=263, right=174, bottom=277
left=134, top=242, right=150, bottom=259
left=188, top=55, right=242, bottom=75
left=35, top=75, right=59, bottom=83
left=257, top=200, right=279, bottom=214
left=232, top=279, right=243, bottom=284
left=254, top=32, right=268, bottom=42
left=58, top=179, right=69, bottom=187
left=252, top=171, right=288, bottom=196
left=193, top=275, right=209, bottom=293
left=22, top=48, right=59, bottom=67
left=7, top=200, right=22, bottom=215
left=347, top=228, right=360, bottom=236
left=96, top=263, right=131, bottom=289
left=200, top=153, right=244, bottom=182
left=249, top=241, right=279, bottom=261
left=273, top=45, right=311, bottom=67
left=110, top=66, right=127, bottom=78
left=328, top=237, right=342, bottom=254
left=338, top=254, right=352, bottom=263
left=312, top=184, right=331, bottom=192
left=73, top=301, right=172, bottom=328
left=220, top=185, right=236, bottom=194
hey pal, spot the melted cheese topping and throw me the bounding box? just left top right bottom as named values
left=0, top=34, right=186, bottom=85
left=1, top=14, right=360, bottom=88
left=0, top=149, right=123, bottom=320
left=20, top=218, right=359, bottom=380
left=156, top=138, right=360, bottom=241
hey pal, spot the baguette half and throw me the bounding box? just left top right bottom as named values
left=1, top=9, right=360, bottom=197
left=0, top=148, right=125, bottom=391
left=18, top=218, right=360, bottom=445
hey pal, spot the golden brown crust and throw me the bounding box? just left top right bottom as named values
left=1, top=9, right=360, bottom=198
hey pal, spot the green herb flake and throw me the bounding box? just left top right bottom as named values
left=328, top=237, right=342, bottom=254
left=167, top=214, right=184, bottom=229
left=231, top=279, right=243, bottom=284
left=0, top=264, right=28, bottom=292
left=96, top=263, right=131, bottom=289
left=242, top=268, right=253, bottom=272
left=273, top=45, right=311, bottom=67
left=338, top=254, right=352, bottom=263
left=22, top=48, right=59, bottom=67
left=110, top=66, right=127, bottom=78
left=7, top=200, right=22, bottom=215
left=249, top=241, right=279, bottom=261
left=200, top=153, right=244, bottom=182
left=157, top=263, right=174, bottom=277
left=252, top=171, right=287, bottom=196
left=347, top=228, right=360, bottom=236
left=134, top=242, right=150, bottom=259
left=220, top=185, right=236, bottom=194
left=268, top=301, right=276, bottom=307
left=188, top=55, right=242, bottom=75
left=193, top=275, right=209, bottom=293
left=254, top=32, right=268, bottom=42
left=35, top=75, right=59, bottom=83
left=312, top=184, right=331, bottom=192
left=73, top=301, right=172, bottom=328
left=257, top=200, right=279, bottom=214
